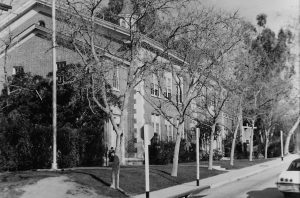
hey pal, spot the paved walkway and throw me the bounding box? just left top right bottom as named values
left=19, top=176, right=100, bottom=198
left=132, top=154, right=300, bottom=198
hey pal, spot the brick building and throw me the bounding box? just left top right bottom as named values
left=0, top=0, right=193, bottom=164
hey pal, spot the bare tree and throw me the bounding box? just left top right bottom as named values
left=284, top=115, right=300, bottom=154
left=57, top=0, right=192, bottom=189
left=142, top=7, right=247, bottom=174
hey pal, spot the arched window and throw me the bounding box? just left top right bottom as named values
left=38, top=20, right=45, bottom=27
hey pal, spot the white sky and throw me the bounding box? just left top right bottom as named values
left=199, top=0, right=299, bottom=33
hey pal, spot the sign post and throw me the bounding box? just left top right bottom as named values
left=196, top=128, right=200, bottom=186
left=144, top=125, right=150, bottom=198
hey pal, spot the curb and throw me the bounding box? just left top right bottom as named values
left=167, top=185, right=210, bottom=198
left=131, top=185, right=211, bottom=198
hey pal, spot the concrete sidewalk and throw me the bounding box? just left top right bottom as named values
left=132, top=154, right=300, bottom=198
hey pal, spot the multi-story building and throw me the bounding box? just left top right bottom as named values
left=0, top=0, right=191, bottom=164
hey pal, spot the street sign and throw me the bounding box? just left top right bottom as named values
left=141, top=124, right=153, bottom=145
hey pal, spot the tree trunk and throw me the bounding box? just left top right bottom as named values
left=230, top=100, right=243, bottom=166
left=110, top=132, right=121, bottom=189
left=239, top=115, right=244, bottom=153
left=208, top=123, right=216, bottom=170
left=230, top=122, right=240, bottom=166
left=171, top=123, right=184, bottom=177
left=284, top=115, right=300, bottom=155
left=249, top=119, right=255, bottom=162
left=264, top=129, right=270, bottom=159
left=295, top=130, right=300, bottom=153
left=120, top=132, right=126, bottom=165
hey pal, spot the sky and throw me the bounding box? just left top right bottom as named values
left=200, top=0, right=299, bottom=33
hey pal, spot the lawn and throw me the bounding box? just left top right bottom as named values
left=0, top=158, right=276, bottom=197
left=74, top=165, right=223, bottom=196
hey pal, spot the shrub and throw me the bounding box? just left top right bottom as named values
left=149, top=141, right=174, bottom=164
left=30, top=125, right=52, bottom=169
left=149, top=139, right=196, bottom=165
left=0, top=120, right=105, bottom=170
left=0, top=117, right=32, bottom=171
left=200, top=149, right=224, bottom=161
left=57, top=127, right=80, bottom=168
left=78, top=127, right=105, bottom=166
left=213, top=149, right=224, bottom=160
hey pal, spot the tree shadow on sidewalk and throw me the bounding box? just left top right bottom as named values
left=246, top=188, right=284, bottom=198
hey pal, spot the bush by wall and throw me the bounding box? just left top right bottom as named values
left=0, top=119, right=105, bottom=171
left=78, top=127, right=105, bottom=167
left=149, top=139, right=196, bottom=165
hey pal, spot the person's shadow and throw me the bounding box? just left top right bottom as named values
left=246, top=188, right=285, bottom=198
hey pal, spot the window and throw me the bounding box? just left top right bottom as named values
left=12, top=66, right=24, bottom=75
left=287, top=160, right=300, bottom=171
left=151, top=114, right=161, bottom=140
left=112, top=68, right=119, bottom=90
left=57, top=61, right=66, bottom=71
left=57, top=76, right=64, bottom=84
left=120, top=19, right=128, bottom=29
left=151, top=74, right=160, bottom=97
left=176, top=76, right=183, bottom=103
left=163, top=72, right=172, bottom=100
left=56, top=61, right=66, bottom=84
left=38, top=20, right=45, bottom=27
left=165, top=119, right=173, bottom=142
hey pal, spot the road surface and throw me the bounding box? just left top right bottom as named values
left=197, top=160, right=297, bottom=198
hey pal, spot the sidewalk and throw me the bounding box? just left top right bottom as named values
left=132, top=154, right=300, bottom=198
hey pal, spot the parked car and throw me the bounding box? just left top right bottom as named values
left=276, top=158, right=300, bottom=197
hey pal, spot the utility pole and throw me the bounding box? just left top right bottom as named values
left=51, top=0, right=58, bottom=170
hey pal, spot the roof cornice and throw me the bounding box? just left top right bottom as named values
left=0, top=24, right=131, bottom=66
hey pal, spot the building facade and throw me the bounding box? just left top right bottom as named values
left=0, top=0, right=192, bottom=164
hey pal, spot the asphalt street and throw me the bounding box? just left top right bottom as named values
left=196, top=159, right=297, bottom=198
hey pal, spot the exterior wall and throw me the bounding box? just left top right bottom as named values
left=0, top=1, right=195, bottom=163
left=0, top=33, right=82, bottom=91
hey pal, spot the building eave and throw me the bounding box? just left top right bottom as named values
left=0, top=24, right=131, bottom=66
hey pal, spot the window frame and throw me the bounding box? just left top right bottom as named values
left=176, top=76, right=183, bottom=104
left=56, top=61, right=67, bottom=84
left=151, top=74, right=160, bottom=97
left=151, top=114, right=161, bottom=140
left=165, top=118, right=173, bottom=142
left=163, top=72, right=172, bottom=100
left=112, top=67, right=120, bottom=91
